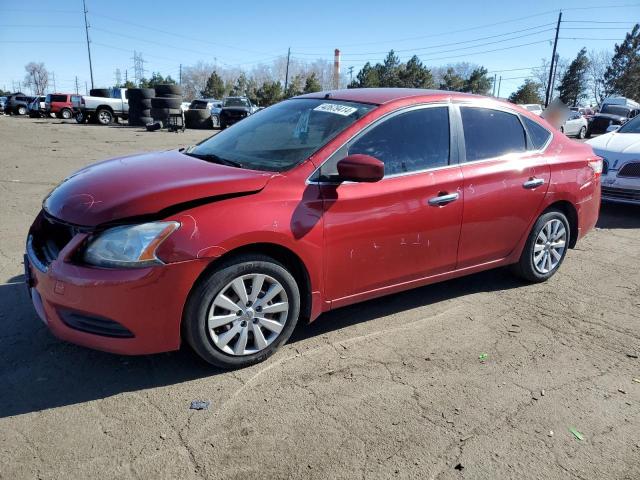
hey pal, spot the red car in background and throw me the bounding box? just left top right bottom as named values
left=25, top=89, right=602, bottom=369
left=45, top=93, right=79, bottom=119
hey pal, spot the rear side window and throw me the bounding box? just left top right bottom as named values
left=522, top=117, right=552, bottom=150
left=51, top=94, right=67, bottom=102
left=348, top=106, right=450, bottom=176
left=461, top=107, right=526, bottom=162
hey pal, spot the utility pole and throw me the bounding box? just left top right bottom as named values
left=52, top=72, right=56, bottom=92
left=284, top=47, right=291, bottom=93
left=545, top=11, right=562, bottom=107
left=549, top=53, right=559, bottom=101
left=497, top=76, right=502, bottom=98
left=75, top=76, right=79, bottom=94
left=348, top=66, right=354, bottom=83
left=179, top=64, right=182, bottom=85
left=85, top=81, right=88, bottom=95
left=124, top=70, right=128, bottom=85
left=82, top=0, right=94, bottom=89
left=492, top=74, right=497, bottom=96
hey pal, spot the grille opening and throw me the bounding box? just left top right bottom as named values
left=59, top=309, right=134, bottom=338
left=30, top=214, right=76, bottom=267
left=618, top=162, right=640, bottom=178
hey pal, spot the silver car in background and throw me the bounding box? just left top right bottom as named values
left=561, top=110, right=588, bottom=139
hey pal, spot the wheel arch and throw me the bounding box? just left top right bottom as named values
left=185, top=242, right=313, bottom=328
left=95, top=104, right=114, bottom=113
left=543, top=200, right=579, bottom=248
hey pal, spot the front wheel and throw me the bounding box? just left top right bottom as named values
left=75, top=112, right=86, bottom=124
left=512, top=210, right=570, bottom=283
left=17, top=106, right=27, bottom=115
left=577, top=126, right=586, bottom=139
left=183, top=254, right=301, bottom=369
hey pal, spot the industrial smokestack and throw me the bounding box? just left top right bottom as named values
left=333, top=49, right=341, bottom=90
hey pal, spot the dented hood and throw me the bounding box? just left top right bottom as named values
left=44, top=149, right=272, bottom=226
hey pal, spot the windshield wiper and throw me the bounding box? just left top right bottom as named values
left=186, top=152, right=243, bottom=168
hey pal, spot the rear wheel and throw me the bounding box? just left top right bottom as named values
left=17, top=105, right=27, bottom=115
left=183, top=254, right=300, bottom=369
left=512, top=210, right=570, bottom=283
left=60, top=108, right=72, bottom=120
left=96, top=108, right=113, bottom=125
left=577, top=126, right=586, bottom=139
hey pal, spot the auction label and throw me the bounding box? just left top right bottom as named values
left=313, top=103, right=358, bottom=116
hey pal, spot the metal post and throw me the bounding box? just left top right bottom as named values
left=545, top=11, right=562, bottom=107
left=75, top=76, right=79, bottom=94
left=82, top=0, right=94, bottom=89
left=179, top=64, right=182, bottom=85
left=549, top=53, right=559, bottom=103
left=492, top=74, right=497, bottom=96
left=284, top=47, right=291, bottom=92
left=497, top=76, right=502, bottom=98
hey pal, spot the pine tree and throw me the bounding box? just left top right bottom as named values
left=463, top=67, right=493, bottom=94
left=255, top=81, right=282, bottom=106
left=379, top=50, right=401, bottom=87
left=303, top=72, right=322, bottom=93
left=349, top=62, right=380, bottom=88
left=398, top=56, right=434, bottom=88
left=439, top=68, right=465, bottom=91
left=508, top=79, right=543, bottom=104
left=284, top=74, right=304, bottom=98
left=604, top=24, right=640, bottom=99
left=201, top=71, right=225, bottom=98
left=558, top=48, right=590, bottom=106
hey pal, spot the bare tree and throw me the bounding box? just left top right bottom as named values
left=180, top=61, right=215, bottom=100
left=531, top=57, right=568, bottom=102
left=587, top=49, right=610, bottom=106
left=24, top=62, right=49, bottom=95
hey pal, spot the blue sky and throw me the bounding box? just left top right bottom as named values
left=0, top=0, right=638, bottom=97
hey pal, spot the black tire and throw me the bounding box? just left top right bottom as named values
left=511, top=210, right=570, bottom=283
left=138, top=98, right=152, bottom=109
left=151, top=97, right=182, bottom=109
left=154, top=84, right=182, bottom=96
left=60, top=108, right=73, bottom=120
left=183, top=254, right=301, bottom=369
left=577, top=126, right=586, bottom=139
left=585, top=127, right=592, bottom=138
left=95, top=108, right=113, bottom=125
left=139, top=116, right=154, bottom=125
left=150, top=107, right=181, bottom=119
left=75, top=112, right=87, bottom=124
left=125, top=88, right=155, bottom=100
left=17, top=105, right=27, bottom=115
left=90, top=88, right=111, bottom=98
left=185, top=109, right=213, bottom=129
left=145, top=121, right=162, bottom=131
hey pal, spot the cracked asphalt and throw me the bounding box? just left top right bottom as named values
left=1, top=116, right=639, bottom=479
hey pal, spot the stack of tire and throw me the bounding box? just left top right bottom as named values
left=150, top=84, right=183, bottom=127
left=126, top=88, right=154, bottom=126
left=185, top=105, right=213, bottom=129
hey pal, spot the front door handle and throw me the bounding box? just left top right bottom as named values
left=523, top=178, right=545, bottom=189
left=428, top=192, right=459, bottom=206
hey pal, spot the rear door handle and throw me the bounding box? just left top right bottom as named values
left=523, top=178, right=545, bottom=189
left=428, top=192, right=459, bottom=206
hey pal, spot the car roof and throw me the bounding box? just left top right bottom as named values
left=295, top=88, right=483, bottom=105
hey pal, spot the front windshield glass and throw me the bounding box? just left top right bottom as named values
left=618, top=115, right=640, bottom=134
left=188, top=98, right=375, bottom=172
left=223, top=97, right=251, bottom=107
left=601, top=105, right=630, bottom=117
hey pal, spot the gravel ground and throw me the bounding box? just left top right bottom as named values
left=0, top=115, right=639, bottom=480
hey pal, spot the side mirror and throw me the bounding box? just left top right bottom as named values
left=606, top=124, right=620, bottom=133
left=336, top=154, right=384, bottom=183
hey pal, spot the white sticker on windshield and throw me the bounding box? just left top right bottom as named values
left=313, top=103, right=358, bottom=116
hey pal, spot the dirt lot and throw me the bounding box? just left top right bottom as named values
left=0, top=115, right=639, bottom=480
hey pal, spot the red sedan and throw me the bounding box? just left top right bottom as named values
left=25, top=89, right=602, bottom=369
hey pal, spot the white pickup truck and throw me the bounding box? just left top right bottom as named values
left=72, top=87, right=129, bottom=125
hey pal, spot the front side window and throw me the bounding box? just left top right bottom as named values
left=188, top=99, right=375, bottom=172
left=461, top=107, right=527, bottom=162
left=618, top=114, right=640, bottom=134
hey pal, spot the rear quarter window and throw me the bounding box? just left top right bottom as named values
left=51, top=95, right=67, bottom=102
left=522, top=117, right=552, bottom=150
left=460, top=107, right=527, bottom=162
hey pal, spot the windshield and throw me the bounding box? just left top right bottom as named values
left=223, top=97, right=250, bottom=107
left=188, top=98, right=375, bottom=172
left=601, top=105, right=630, bottom=117
left=618, top=115, right=640, bottom=134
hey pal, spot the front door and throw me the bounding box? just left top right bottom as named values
left=318, top=105, right=464, bottom=303
left=455, top=106, right=551, bottom=268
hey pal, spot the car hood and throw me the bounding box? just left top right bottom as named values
left=587, top=132, right=640, bottom=154
left=44, top=150, right=272, bottom=227
left=593, top=113, right=627, bottom=122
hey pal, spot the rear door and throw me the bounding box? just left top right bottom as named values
left=455, top=105, right=551, bottom=269
left=318, top=105, right=464, bottom=303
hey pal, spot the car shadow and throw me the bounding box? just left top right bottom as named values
left=0, top=267, right=522, bottom=419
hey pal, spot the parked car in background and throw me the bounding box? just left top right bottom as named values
left=28, top=96, right=46, bottom=118
left=72, top=87, right=129, bottom=125
left=587, top=113, right=640, bottom=205
left=587, top=97, right=640, bottom=137
left=560, top=110, right=588, bottom=139
left=46, top=93, right=77, bottom=119
left=522, top=104, right=543, bottom=116
left=4, top=93, right=36, bottom=115
left=210, top=100, right=223, bottom=128
left=25, top=89, right=602, bottom=369
left=219, top=96, right=258, bottom=128
left=0, top=96, right=8, bottom=114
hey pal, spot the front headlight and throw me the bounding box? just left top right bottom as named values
left=83, top=221, right=179, bottom=268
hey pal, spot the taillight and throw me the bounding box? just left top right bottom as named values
left=588, top=157, right=603, bottom=175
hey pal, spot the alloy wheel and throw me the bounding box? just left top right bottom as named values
left=533, top=218, right=567, bottom=274
left=207, top=273, right=289, bottom=356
